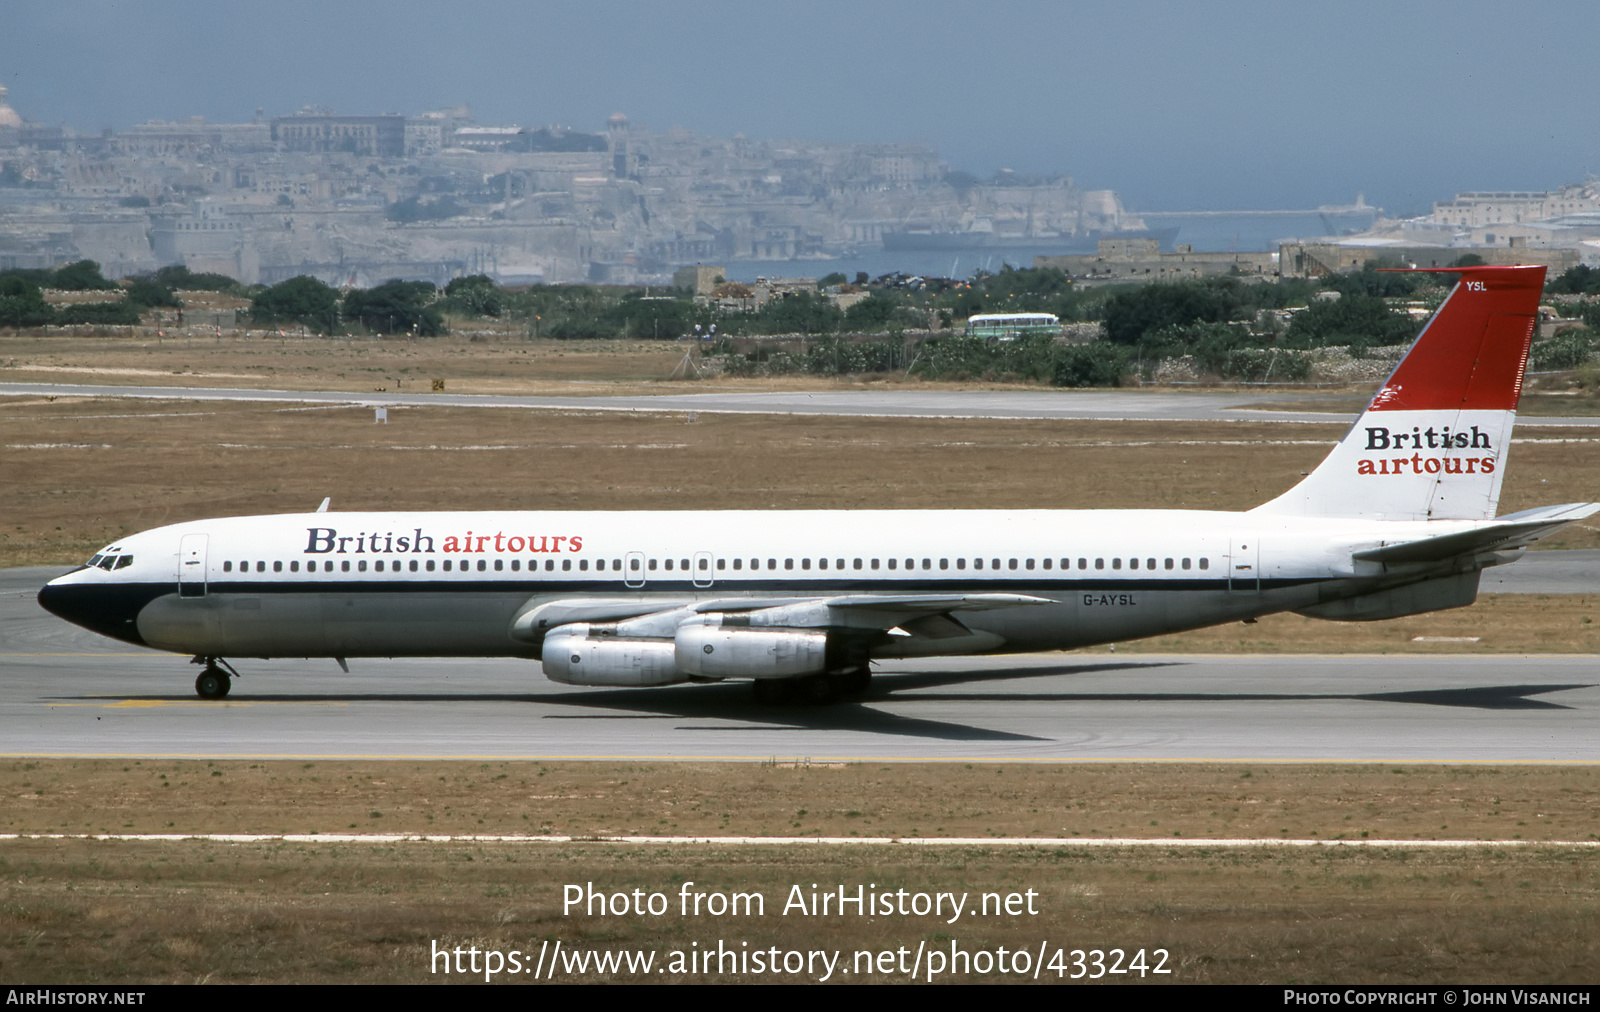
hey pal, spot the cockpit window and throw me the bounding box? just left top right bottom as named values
left=113, top=555, right=133, bottom=570
left=88, top=554, right=104, bottom=567
left=96, top=556, right=117, bottom=570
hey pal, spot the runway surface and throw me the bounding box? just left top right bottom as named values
left=6, top=566, right=1596, bottom=763
left=8, top=380, right=1600, bottom=427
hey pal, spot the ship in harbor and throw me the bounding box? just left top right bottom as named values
left=881, top=222, right=1180, bottom=252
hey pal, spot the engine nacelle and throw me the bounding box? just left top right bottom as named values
left=541, top=624, right=687, bottom=686
left=675, top=624, right=828, bottom=679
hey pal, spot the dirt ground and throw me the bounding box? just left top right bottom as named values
left=5, top=760, right=1595, bottom=841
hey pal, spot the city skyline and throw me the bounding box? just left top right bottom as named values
left=4, top=0, right=1597, bottom=216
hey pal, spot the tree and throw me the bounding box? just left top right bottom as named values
left=1281, top=294, right=1418, bottom=352
left=152, top=265, right=241, bottom=293
left=1318, top=262, right=1422, bottom=299
left=1100, top=280, right=1242, bottom=345
left=251, top=275, right=341, bottom=333
left=0, top=274, right=53, bottom=327
left=440, top=274, right=504, bottom=317
left=50, top=260, right=118, bottom=291
left=342, top=279, right=445, bottom=335
left=124, top=277, right=181, bottom=309
left=606, top=293, right=693, bottom=340
left=1548, top=265, right=1600, bottom=296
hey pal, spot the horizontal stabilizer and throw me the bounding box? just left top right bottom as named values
left=1353, top=502, right=1600, bottom=564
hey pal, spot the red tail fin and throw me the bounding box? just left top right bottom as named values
left=1254, top=264, right=1545, bottom=521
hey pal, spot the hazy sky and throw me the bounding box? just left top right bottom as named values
left=4, top=0, right=1596, bottom=215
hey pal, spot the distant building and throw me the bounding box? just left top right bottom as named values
left=673, top=265, right=726, bottom=296
left=1036, top=238, right=1275, bottom=283
left=271, top=114, right=405, bottom=157
left=1431, top=184, right=1600, bottom=228
left=1278, top=241, right=1578, bottom=278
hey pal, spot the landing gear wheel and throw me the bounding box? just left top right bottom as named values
left=830, top=669, right=871, bottom=698
left=751, top=679, right=793, bottom=705
left=797, top=674, right=838, bottom=705
left=195, top=667, right=231, bottom=700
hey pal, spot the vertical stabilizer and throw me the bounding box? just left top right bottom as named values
left=1252, top=265, right=1544, bottom=520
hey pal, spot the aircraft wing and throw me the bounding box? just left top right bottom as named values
left=1352, top=502, right=1600, bottom=565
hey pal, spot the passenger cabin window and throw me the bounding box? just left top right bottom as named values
left=1199, top=558, right=1209, bottom=570
left=256, top=561, right=266, bottom=573
left=223, top=561, right=232, bottom=573
left=802, top=559, right=811, bottom=571
left=426, top=560, right=435, bottom=572
left=443, top=560, right=452, bottom=572
left=341, top=561, right=350, bottom=573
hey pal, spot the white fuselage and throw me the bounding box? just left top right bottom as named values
left=42, top=508, right=1500, bottom=670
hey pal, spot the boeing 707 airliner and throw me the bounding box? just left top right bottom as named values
left=38, top=265, right=1597, bottom=702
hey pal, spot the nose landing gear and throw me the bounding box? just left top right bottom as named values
left=191, top=656, right=240, bottom=699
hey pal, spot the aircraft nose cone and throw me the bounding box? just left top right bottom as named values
left=37, top=578, right=149, bottom=646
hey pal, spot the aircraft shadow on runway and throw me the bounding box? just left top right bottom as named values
left=49, top=665, right=1590, bottom=745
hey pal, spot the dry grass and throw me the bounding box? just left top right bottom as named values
left=6, top=397, right=1600, bottom=570
left=3, top=761, right=1598, bottom=984
left=7, top=761, right=1597, bottom=841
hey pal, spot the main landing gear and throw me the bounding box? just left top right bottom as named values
left=191, top=656, right=240, bottom=699
left=752, top=667, right=871, bottom=706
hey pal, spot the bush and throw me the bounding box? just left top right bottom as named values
left=1281, top=294, right=1418, bottom=353
left=1051, top=344, right=1130, bottom=387
left=50, top=260, right=119, bottom=291
left=1531, top=330, right=1596, bottom=371
left=0, top=274, right=53, bottom=327
left=54, top=301, right=141, bottom=325
left=251, top=275, right=341, bottom=333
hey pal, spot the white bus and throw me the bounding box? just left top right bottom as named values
left=964, top=312, right=1062, bottom=341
